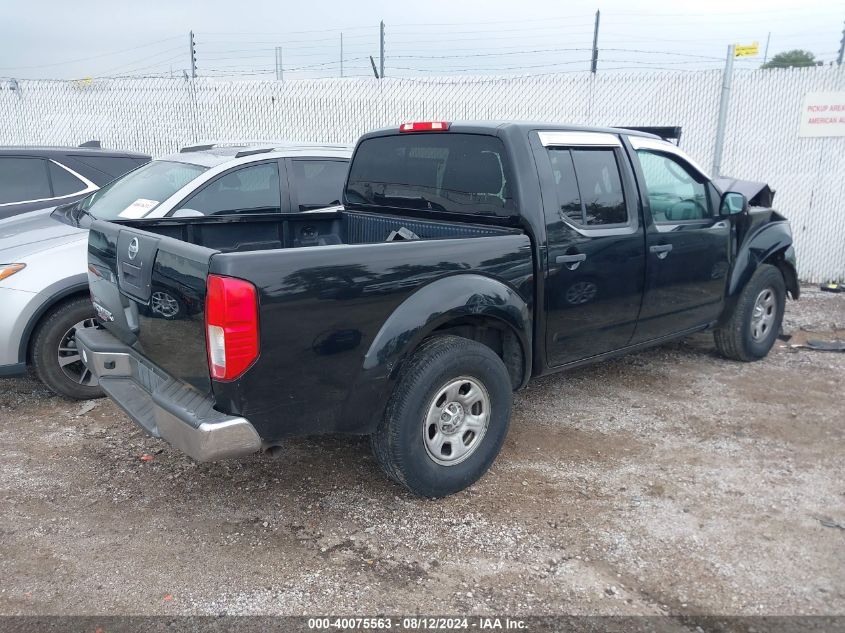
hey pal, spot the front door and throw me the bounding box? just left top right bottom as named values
left=535, top=132, right=646, bottom=366
left=629, top=143, right=730, bottom=342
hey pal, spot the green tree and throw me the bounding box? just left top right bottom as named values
left=761, top=49, right=821, bottom=69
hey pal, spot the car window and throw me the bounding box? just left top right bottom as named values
left=69, top=155, right=145, bottom=178
left=176, top=162, right=282, bottom=216
left=547, top=149, right=583, bottom=225
left=345, top=133, right=516, bottom=217
left=289, top=159, right=347, bottom=211
left=547, top=148, right=628, bottom=227
left=636, top=150, right=710, bottom=222
left=0, top=157, right=51, bottom=204
left=83, top=160, right=207, bottom=220
left=49, top=162, right=88, bottom=196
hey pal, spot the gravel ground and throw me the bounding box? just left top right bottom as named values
left=0, top=287, right=843, bottom=617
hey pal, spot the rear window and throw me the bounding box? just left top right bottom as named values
left=0, top=157, right=50, bottom=204
left=345, top=133, right=515, bottom=217
left=69, top=155, right=146, bottom=178
left=49, top=161, right=88, bottom=196
left=290, top=159, right=347, bottom=211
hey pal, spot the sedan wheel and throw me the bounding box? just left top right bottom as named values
left=31, top=296, right=104, bottom=400
left=57, top=317, right=99, bottom=386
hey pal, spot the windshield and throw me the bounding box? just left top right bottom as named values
left=345, top=133, right=516, bottom=217
left=82, top=160, right=207, bottom=220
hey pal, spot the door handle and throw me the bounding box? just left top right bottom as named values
left=556, top=253, right=587, bottom=270
left=649, top=244, right=673, bottom=260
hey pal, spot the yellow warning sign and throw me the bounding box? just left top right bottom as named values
left=735, top=42, right=759, bottom=57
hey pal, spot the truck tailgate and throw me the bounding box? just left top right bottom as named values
left=87, top=219, right=217, bottom=393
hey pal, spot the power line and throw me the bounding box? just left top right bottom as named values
left=0, top=36, right=183, bottom=70
left=96, top=46, right=185, bottom=75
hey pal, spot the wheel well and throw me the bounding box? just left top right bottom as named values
left=763, top=247, right=799, bottom=300
left=430, top=317, right=525, bottom=389
left=23, top=288, right=90, bottom=362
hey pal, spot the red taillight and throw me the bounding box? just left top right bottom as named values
left=399, top=121, right=450, bottom=132
left=205, top=274, right=259, bottom=381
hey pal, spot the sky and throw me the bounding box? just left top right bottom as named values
left=1, top=0, right=843, bottom=80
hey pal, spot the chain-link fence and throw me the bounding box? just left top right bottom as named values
left=1, top=66, right=843, bottom=281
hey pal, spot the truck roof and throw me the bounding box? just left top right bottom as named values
left=359, top=121, right=662, bottom=140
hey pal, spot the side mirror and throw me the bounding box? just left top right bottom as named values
left=720, top=191, right=748, bottom=216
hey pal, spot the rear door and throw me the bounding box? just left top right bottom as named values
left=532, top=131, right=646, bottom=366
left=626, top=137, right=730, bottom=342
left=88, top=219, right=217, bottom=391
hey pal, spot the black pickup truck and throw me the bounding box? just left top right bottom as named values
left=77, top=121, right=798, bottom=497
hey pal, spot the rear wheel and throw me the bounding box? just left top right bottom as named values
left=31, top=296, right=103, bottom=400
left=714, top=264, right=785, bottom=362
left=370, top=335, right=512, bottom=497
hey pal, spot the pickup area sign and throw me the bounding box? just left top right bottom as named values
left=798, top=92, right=845, bottom=137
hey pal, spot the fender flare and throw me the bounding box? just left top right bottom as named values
left=722, top=221, right=796, bottom=323
left=340, top=274, right=532, bottom=434
left=17, top=279, right=89, bottom=363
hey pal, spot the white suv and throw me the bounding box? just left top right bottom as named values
left=0, top=142, right=352, bottom=398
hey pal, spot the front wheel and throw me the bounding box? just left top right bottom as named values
left=31, top=296, right=104, bottom=400
left=714, top=264, right=786, bottom=362
left=370, top=335, right=513, bottom=498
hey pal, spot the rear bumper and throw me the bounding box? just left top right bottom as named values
left=75, top=327, right=261, bottom=462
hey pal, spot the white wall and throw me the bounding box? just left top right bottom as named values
left=1, top=66, right=843, bottom=281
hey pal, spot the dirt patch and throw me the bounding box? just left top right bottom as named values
left=0, top=286, right=843, bottom=616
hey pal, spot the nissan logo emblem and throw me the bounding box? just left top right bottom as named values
left=128, top=237, right=139, bottom=260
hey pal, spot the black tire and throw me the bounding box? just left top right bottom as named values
left=31, top=296, right=104, bottom=400
left=714, top=264, right=786, bottom=362
left=370, top=335, right=513, bottom=498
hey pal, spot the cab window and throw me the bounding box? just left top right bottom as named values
left=547, top=148, right=628, bottom=227
left=346, top=134, right=515, bottom=217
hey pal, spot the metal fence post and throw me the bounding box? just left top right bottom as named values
left=712, top=44, right=735, bottom=177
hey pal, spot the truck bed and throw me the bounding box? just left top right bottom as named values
left=86, top=209, right=533, bottom=442
left=132, top=208, right=518, bottom=253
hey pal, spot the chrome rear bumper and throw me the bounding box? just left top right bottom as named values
left=75, top=327, right=261, bottom=462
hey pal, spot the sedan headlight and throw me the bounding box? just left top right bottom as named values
left=0, top=263, right=26, bottom=281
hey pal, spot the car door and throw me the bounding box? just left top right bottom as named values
left=627, top=137, right=730, bottom=343
left=533, top=131, right=646, bottom=367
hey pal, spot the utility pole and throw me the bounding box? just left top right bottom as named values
left=189, top=30, right=197, bottom=78
left=763, top=32, right=771, bottom=64
left=837, top=21, right=844, bottom=65
left=379, top=20, right=385, bottom=79
left=712, top=44, right=735, bottom=177
left=590, top=10, right=600, bottom=73
left=340, top=33, right=344, bottom=78
left=275, top=46, right=283, bottom=81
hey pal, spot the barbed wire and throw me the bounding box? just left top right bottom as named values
left=1, top=9, right=841, bottom=81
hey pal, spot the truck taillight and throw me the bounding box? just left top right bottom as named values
left=399, top=121, right=450, bottom=132
left=205, top=274, right=259, bottom=381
